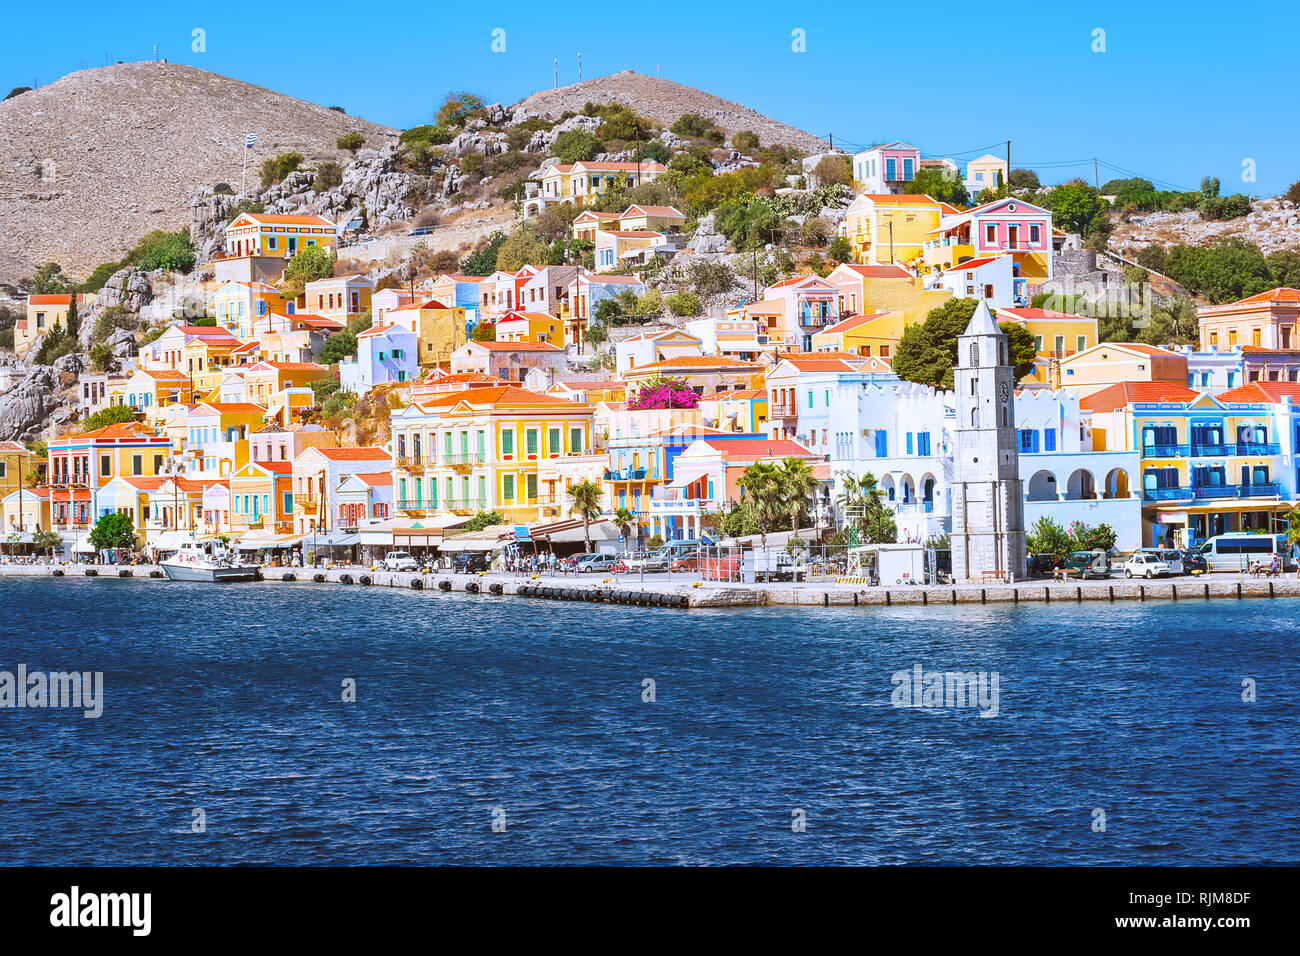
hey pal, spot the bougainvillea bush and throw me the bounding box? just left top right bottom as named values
left=627, top=377, right=700, bottom=410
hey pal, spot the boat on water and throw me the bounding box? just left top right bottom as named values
left=161, top=540, right=261, bottom=582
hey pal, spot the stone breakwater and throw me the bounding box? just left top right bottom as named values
left=6, top=564, right=1300, bottom=609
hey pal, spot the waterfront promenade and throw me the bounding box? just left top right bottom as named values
left=4, top=562, right=1299, bottom=608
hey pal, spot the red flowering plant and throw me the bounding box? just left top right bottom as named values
left=627, top=375, right=700, bottom=410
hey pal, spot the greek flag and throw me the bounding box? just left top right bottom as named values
left=244, top=132, right=257, bottom=148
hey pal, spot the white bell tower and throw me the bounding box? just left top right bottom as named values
left=951, top=301, right=1025, bottom=583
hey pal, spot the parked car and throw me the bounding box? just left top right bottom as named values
left=576, top=553, right=619, bottom=573
left=381, top=551, right=419, bottom=572
left=1136, top=548, right=1183, bottom=575
left=1063, top=549, right=1111, bottom=579
left=408, top=226, right=435, bottom=236
left=453, top=552, right=490, bottom=573
left=623, top=551, right=668, bottom=572
left=1025, top=553, right=1058, bottom=578
left=1123, top=551, right=1171, bottom=578
left=1181, top=549, right=1207, bottom=575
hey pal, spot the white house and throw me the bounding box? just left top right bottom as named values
left=935, top=254, right=1019, bottom=308
left=339, top=324, right=419, bottom=394
left=851, top=142, right=921, bottom=194
left=615, top=329, right=703, bottom=377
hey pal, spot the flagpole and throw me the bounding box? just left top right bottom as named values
left=241, top=133, right=247, bottom=196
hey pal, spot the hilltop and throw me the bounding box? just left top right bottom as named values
left=512, top=71, right=828, bottom=154
left=0, top=62, right=396, bottom=283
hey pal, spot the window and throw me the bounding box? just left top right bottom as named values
left=906, top=433, right=914, bottom=455
left=1076, top=335, right=1087, bottom=352
left=918, top=432, right=931, bottom=456
left=548, top=427, right=561, bottom=456
left=570, top=427, right=582, bottom=453
left=526, top=474, right=537, bottom=500
left=986, top=224, right=997, bottom=243
left=503, top=474, right=515, bottom=502
left=902, top=157, right=914, bottom=181
left=132, top=454, right=143, bottom=476
left=1033, top=335, right=1043, bottom=352
left=1030, top=224, right=1041, bottom=243
left=1054, top=335, right=1065, bottom=354
left=875, top=431, right=888, bottom=457
left=807, top=390, right=814, bottom=409
left=502, top=429, right=514, bottom=456
left=526, top=430, right=538, bottom=456
left=886, top=157, right=897, bottom=181
left=1018, top=429, right=1039, bottom=453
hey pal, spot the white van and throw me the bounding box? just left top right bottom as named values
left=1197, top=534, right=1290, bottom=572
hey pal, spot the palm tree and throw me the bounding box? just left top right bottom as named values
left=836, top=472, right=896, bottom=544
left=612, top=506, right=637, bottom=551
left=778, top=457, right=819, bottom=546
left=738, top=461, right=783, bottom=549
left=567, top=478, right=605, bottom=553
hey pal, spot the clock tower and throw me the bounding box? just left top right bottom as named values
left=951, top=301, right=1025, bottom=583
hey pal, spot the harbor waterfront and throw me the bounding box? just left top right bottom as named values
left=5, top=562, right=1300, bottom=607
left=0, top=576, right=1295, bottom=866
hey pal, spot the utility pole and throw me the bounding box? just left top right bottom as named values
left=578, top=52, right=582, bottom=83
left=553, top=58, right=557, bottom=89
left=888, top=220, right=894, bottom=265
left=1006, top=139, right=1011, bottom=196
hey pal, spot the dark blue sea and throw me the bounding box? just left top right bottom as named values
left=0, top=577, right=1295, bottom=865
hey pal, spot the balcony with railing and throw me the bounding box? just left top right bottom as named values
left=397, top=498, right=438, bottom=512
left=1141, top=442, right=1282, bottom=459
left=444, top=497, right=488, bottom=512
left=396, top=454, right=426, bottom=474
left=603, top=467, right=650, bottom=482
left=769, top=403, right=798, bottom=421
left=444, top=453, right=485, bottom=469
left=1142, top=482, right=1283, bottom=502
left=294, top=494, right=320, bottom=511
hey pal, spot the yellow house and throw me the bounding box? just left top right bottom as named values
left=825, top=262, right=953, bottom=327
left=47, top=422, right=172, bottom=495
left=810, top=310, right=905, bottom=358
left=617, top=204, right=685, bottom=233
left=389, top=386, right=594, bottom=523
left=109, top=369, right=195, bottom=422
left=997, top=307, right=1101, bottom=387
left=700, top=388, right=769, bottom=434
left=304, top=274, right=372, bottom=324
left=386, top=298, right=468, bottom=368
left=0, top=441, right=36, bottom=503
left=838, top=193, right=958, bottom=268
left=3, top=486, right=51, bottom=535
left=237, top=362, right=332, bottom=404
left=213, top=280, right=292, bottom=340
left=228, top=459, right=294, bottom=534
left=495, top=310, right=564, bottom=347
left=16, top=293, right=92, bottom=357
left=572, top=210, right=622, bottom=242
left=1055, top=342, right=1188, bottom=398
left=223, top=212, right=339, bottom=260
left=540, top=161, right=667, bottom=208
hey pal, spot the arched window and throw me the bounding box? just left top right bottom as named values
left=971, top=408, right=979, bottom=427
left=1002, top=406, right=1008, bottom=426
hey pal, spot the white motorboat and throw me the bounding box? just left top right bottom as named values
left=161, top=540, right=260, bottom=582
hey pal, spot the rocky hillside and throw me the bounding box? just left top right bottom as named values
left=0, top=62, right=396, bottom=283
left=512, top=71, right=827, bottom=154
left=1110, top=197, right=1300, bottom=256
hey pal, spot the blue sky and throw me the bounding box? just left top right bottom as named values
left=7, top=0, right=1298, bottom=194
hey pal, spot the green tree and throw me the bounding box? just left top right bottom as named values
left=1069, top=521, right=1117, bottom=553
left=737, top=461, right=784, bottom=549
left=314, top=161, right=343, bottom=192
left=88, top=342, right=117, bottom=372
left=670, top=113, right=715, bottom=138
left=32, top=528, right=63, bottom=557
left=665, top=291, right=701, bottom=317
left=552, top=130, right=602, bottom=164
left=567, top=478, right=605, bottom=553
left=436, top=91, right=486, bottom=129
left=337, top=131, right=365, bottom=155
left=813, top=155, right=852, bottom=187
left=835, top=473, right=896, bottom=545
left=125, top=229, right=197, bottom=273
left=891, top=298, right=1035, bottom=388
left=827, top=235, right=853, bottom=263
left=281, top=246, right=335, bottom=296
left=464, top=509, right=504, bottom=532
left=470, top=321, right=496, bottom=342
left=778, top=457, right=819, bottom=543
left=1026, top=516, right=1072, bottom=558
left=1043, top=180, right=1109, bottom=236
left=321, top=330, right=357, bottom=364
left=612, top=507, right=637, bottom=548
left=30, top=262, right=70, bottom=294
left=495, top=224, right=549, bottom=273
left=732, top=130, right=759, bottom=151
left=904, top=166, right=970, bottom=207
left=461, top=230, right=506, bottom=275
left=259, top=151, right=305, bottom=188
left=89, top=511, right=135, bottom=551
left=1008, top=168, right=1040, bottom=191
left=82, top=404, right=139, bottom=430
left=65, top=292, right=80, bottom=342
